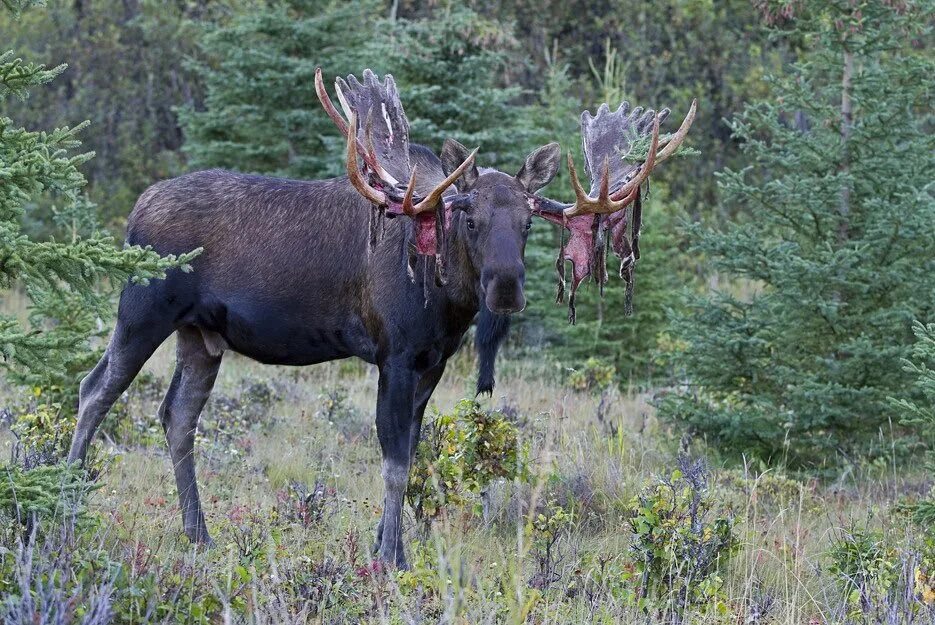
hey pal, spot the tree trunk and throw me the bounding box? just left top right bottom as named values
left=838, top=49, right=854, bottom=243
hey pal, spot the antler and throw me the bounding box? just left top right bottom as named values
left=529, top=98, right=697, bottom=323
left=563, top=99, right=696, bottom=217
left=315, top=67, right=477, bottom=218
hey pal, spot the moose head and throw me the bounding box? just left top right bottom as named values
left=316, top=68, right=695, bottom=320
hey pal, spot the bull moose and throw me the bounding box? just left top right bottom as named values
left=67, top=68, right=694, bottom=568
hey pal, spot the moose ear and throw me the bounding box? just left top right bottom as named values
left=516, top=142, right=561, bottom=193
left=441, top=138, right=479, bottom=190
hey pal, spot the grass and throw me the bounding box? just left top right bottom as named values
left=0, top=327, right=933, bottom=623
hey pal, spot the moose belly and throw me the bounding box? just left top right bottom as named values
left=194, top=295, right=376, bottom=366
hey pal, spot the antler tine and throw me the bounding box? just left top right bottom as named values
left=345, top=111, right=387, bottom=206
left=655, top=98, right=697, bottom=165
left=333, top=79, right=355, bottom=125
left=598, top=157, right=610, bottom=203
left=566, top=152, right=591, bottom=206
left=315, top=67, right=349, bottom=136
left=564, top=152, right=628, bottom=217
left=400, top=166, right=418, bottom=216
left=410, top=147, right=479, bottom=214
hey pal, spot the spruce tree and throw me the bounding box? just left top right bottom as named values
left=893, top=321, right=935, bottom=471
left=392, top=5, right=533, bottom=169
left=178, top=0, right=393, bottom=179
left=179, top=2, right=533, bottom=178
left=0, top=3, right=195, bottom=409
left=891, top=320, right=935, bottom=522
left=660, top=1, right=935, bottom=468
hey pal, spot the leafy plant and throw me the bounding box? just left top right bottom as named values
left=274, top=479, right=336, bottom=529
left=627, top=456, right=738, bottom=619
left=828, top=526, right=935, bottom=624
left=407, top=399, right=528, bottom=530
left=567, top=357, right=616, bottom=393
left=526, top=499, right=573, bottom=589
left=829, top=527, right=900, bottom=621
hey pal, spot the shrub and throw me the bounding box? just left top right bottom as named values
left=826, top=525, right=935, bottom=624
left=274, top=479, right=336, bottom=529
left=526, top=499, right=574, bottom=589
left=829, top=527, right=900, bottom=622
left=567, top=357, right=616, bottom=393
left=627, top=455, right=738, bottom=619
left=0, top=518, right=116, bottom=625
left=407, top=399, right=528, bottom=530
left=10, top=404, right=73, bottom=469
left=4, top=404, right=101, bottom=528
left=0, top=464, right=97, bottom=533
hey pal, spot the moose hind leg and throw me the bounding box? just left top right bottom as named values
left=68, top=316, right=173, bottom=464
left=159, top=326, right=222, bottom=544
left=374, top=361, right=418, bottom=569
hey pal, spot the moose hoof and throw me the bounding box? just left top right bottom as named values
left=185, top=528, right=215, bottom=548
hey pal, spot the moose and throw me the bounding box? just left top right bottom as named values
left=67, top=68, right=694, bottom=568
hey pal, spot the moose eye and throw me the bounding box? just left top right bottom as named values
left=466, top=218, right=476, bottom=231
left=525, top=220, right=533, bottom=231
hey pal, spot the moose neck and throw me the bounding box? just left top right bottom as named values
left=441, top=220, right=483, bottom=314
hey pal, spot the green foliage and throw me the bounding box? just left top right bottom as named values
left=392, top=5, right=532, bottom=169
left=829, top=526, right=900, bottom=621
left=917, top=534, right=935, bottom=608
left=180, top=2, right=530, bottom=178
left=826, top=524, right=935, bottom=622
left=407, top=399, right=528, bottom=528
left=1, top=0, right=198, bottom=409
left=892, top=320, right=935, bottom=466
left=0, top=50, right=64, bottom=99
left=1, top=406, right=98, bottom=531
left=1, top=0, right=240, bottom=226
left=891, top=320, right=935, bottom=525
left=0, top=463, right=95, bottom=525
left=526, top=499, right=573, bottom=588
left=627, top=457, right=738, bottom=618
left=179, top=0, right=390, bottom=179
left=567, top=357, right=616, bottom=392
left=10, top=403, right=73, bottom=467
left=660, top=0, right=935, bottom=468
left=4, top=405, right=103, bottom=527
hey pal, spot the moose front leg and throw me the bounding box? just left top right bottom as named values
left=373, top=362, right=446, bottom=556
left=374, top=360, right=418, bottom=569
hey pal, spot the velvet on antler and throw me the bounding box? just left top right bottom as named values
left=315, top=68, right=477, bottom=285
left=530, top=99, right=697, bottom=323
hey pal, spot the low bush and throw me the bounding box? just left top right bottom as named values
left=407, top=399, right=528, bottom=530
left=627, top=455, right=738, bottom=620
left=526, top=499, right=574, bottom=589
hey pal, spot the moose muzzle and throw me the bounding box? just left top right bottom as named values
left=482, top=266, right=526, bottom=314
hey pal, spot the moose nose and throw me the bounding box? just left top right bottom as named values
left=482, top=267, right=526, bottom=315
